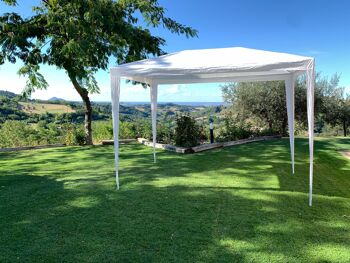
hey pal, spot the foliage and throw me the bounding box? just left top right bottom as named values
left=0, top=93, right=228, bottom=148
left=0, top=96, right=28, bottom=123
left=157, top=122, right=174, bottom=144
left=0, top=0, right=197, bottom=144
left=216, top=119, right=253, bottom=142
left=216, top=116, right=278, bottom=142
left=221, top=73, right=346, bottom=136
left=174, top=114, right=205, bottom=147
left=0, top=120, right=64, bottom=147
left=61, top=123, right=86, bottom=146
left=0, top=120, right=88, bottom=147
left=132, top=119, right=151, bottom=140
left=92, top=121, right=114, bottom=143
left=120, top=121, right=137, bottom=139
left=0, top=120, right=35, bottom=147
left=320, top=75, right=350, bottom=136
left=222, top=81, right=289, bottom=136
left=92, top=120, right=138, bottom=143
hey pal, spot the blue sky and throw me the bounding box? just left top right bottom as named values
left=0, top=0, right=349, bottom=102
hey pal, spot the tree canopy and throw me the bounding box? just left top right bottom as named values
left=0, top=0, right=197, bottom=143
left=221, top=74, right=349, bottom=136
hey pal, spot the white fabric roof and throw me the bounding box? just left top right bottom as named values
left=111, top=47, right=314, bottom=84
left=110, top=47, right=316, bottom=206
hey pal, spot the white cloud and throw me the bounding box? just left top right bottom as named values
left=163, top=84, right=181, bottom=95
left=159, top=84, right=192, bottom=99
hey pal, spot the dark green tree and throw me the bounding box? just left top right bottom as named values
left=174, top=114, right=204, bottom=147
left=321, top=75, right=350, bottom=136
left=222, top=81, right=290, bottom=135
left=0, top=0, right=197, bottom=144
left=221, top=74, right=329, bottom=136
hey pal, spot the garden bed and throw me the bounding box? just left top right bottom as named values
left=137, top=135, right=282, bottom=154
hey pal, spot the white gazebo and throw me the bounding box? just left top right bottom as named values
left=110, top=47, right=315, bottom=206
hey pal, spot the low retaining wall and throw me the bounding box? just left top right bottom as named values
left=137, top=138, right=191, bottom=153
left=223, top=136, right=281, bottom=147
left=0, top=143, right=66, bottom=152
left=137, top=135, right=281, bottom=154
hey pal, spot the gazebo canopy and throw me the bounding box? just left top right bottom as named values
left=110, top=47, right=315, bottom=205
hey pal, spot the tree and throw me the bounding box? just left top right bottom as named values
left=321, top=75, right=350, bottom=136
left=221, top=74, right=328, bottom=136
left=222, top=81, right=289, bottom=135
left=0, top=0, right=197, bottom=144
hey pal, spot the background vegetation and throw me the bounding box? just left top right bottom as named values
left=0, top=72, right=349, bottom=149
left=0, top=0, right=197, bottom=144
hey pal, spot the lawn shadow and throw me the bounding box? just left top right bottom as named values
left=1, top=175, right=349, bottom=262
left=0, top=138, right=349, bottom=262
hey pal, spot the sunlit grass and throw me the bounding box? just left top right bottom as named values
left=0, top=138, right=349, bottom=262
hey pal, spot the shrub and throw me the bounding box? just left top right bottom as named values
left=61, top=124, right=86, bottom=145
left=174, top=114, right=203, bottom=147
left=157, top=122, right=174, bottom=144
left=134, top=119, right=152, bottom=139
left=93, top=121, right=113, bottom=143
left=93, top=120, right=137, bottom=143
left=0, top=121, right=35, bottom=147
left=120, top=121, right=137, bottom=139
left=216, top=117, right=279, bottom=142
left=216, top=119, right=254, bottom=142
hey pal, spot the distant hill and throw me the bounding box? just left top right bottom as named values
left=0, top=90, right=17, bottom=99
left=48, top=97, right=65, bottom=101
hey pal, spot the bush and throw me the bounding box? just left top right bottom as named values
left=0, top=121, right=36, bottom=147
left=157, top=122, right=174, bottom=144
left=134, top=119, right=152, bottom=139
left=120, top=121, right=137, bottom=139
left=0, top=120, right=72, bottom=148
left=216, top=117, right=279, bottom=142
left=93, top=121, right=113, bottom=143
left=174, top=114, right=203, bottom=147
left=216, top=119, right=253, bottom=142
left=61, top=124, right=86, bottom=145
left=93, top=120, right=137, bottom=143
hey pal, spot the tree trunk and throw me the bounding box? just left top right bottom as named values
left=343, top=120, right=347, bottom=137
left=281, top=117, right=288, bottom=136
left=268, top=121, right=273, bottom=130
left=68, top=73, right=93, bottom=145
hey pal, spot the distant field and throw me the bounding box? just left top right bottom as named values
left=19, top=102, right=75, bottom=114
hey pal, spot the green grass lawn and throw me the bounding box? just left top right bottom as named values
left=0, top=138, right=349, bottom=262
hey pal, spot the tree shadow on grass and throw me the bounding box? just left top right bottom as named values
left=0, top=176, right=349, bottom=262
left=0, top=138, right=350, bottom=262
